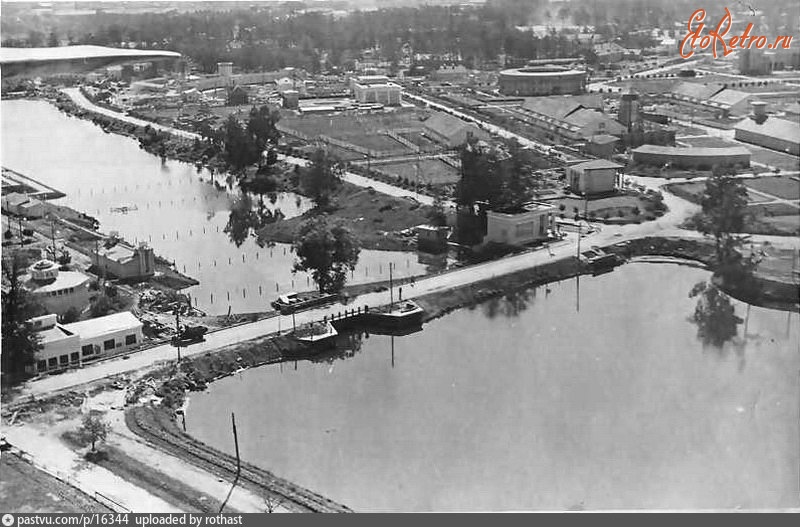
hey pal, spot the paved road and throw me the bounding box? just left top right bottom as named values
left=63, top=87, right=201, bottom=141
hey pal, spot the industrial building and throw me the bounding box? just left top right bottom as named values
left=499, top=64, right=586, bottom=96
left=567, top=159, right=623, bottom=195
left=29, top=311, right=143, bottom=373
left=485, top=202, right=556, bottom=246
left=423, top=112, right=489, bottom=148
left=92, top=241, right=155, bottom=281
left=734, top=115, right=800, bottom=156
left=24, top=259, right=91, bottom=316
left=351, top=75, right=402, bottom=106
left=631, top=145, right=751, bottom=170
left=520, top=96, right=625, bottom=142
left=1, top=192, right=44, bottom=218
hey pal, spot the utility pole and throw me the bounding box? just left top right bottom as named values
left=175, top=307, right=182, bottom=363
left=389, top=262, right=394, bottom=308
left=219, top=412, right=241, bottom=513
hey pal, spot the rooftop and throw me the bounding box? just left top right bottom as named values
left=734, top=117, right=800, bottom=144
left=0, top=45, right=180, bottom=64
left=632, top=144, right=752, bottom=157
left=571, top=159, right=623, bottom=171
left=26, top=271, right=90, bottom=294
left=62, top=311, right=142, bottom=341
left=39, top=325, right=77, bottom=345
left=491, top=201, right=557, bottom=215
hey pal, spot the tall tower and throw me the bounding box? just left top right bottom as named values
left=618, top=90, right=641, bottom=131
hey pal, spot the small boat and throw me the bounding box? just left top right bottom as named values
left=271, top=291, right=338, bottom=315
left=367, top=300, right=425, bottom=328
left=291, top=320, right=338, bottom=345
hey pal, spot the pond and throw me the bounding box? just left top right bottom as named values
left=1, top=99, right=430, bottom=315
left=185, top=263, right=800, bottom=511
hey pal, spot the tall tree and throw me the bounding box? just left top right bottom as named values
left=698, top=167, right=750, bottom=275
left=78, top=414, right=111, bottom=453
left=292, top=216, right=361, bottom=294
left=302, top=148, right=342, bottom=209
left=222, top=115, right=258, bottom=174
left=1, top=257, right=44, bottom=380
left=246, top=105, right=281, bottom=166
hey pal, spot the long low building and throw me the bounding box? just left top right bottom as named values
left=631, top=145, right=751, bottom=170
left=734, top=117, right=800, bottom=156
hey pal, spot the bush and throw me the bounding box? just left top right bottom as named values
left=61, top=307, right=81, bottom=324
left=632, top=206, right=641, bottom=216
left=4, top=229, right=12, bottom=239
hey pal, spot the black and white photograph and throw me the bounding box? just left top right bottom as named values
left=0, top=0, right=798, bottom=515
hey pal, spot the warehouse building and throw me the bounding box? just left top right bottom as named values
left=734, top=115, right=800, bottom=156
left=632, top=145, right=751, bottom=170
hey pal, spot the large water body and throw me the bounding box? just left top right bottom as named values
left=1, top=100, right=429, bottom=315
left=186, top=263, right=799, bottom=511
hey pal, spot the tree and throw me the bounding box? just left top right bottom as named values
left=1, top=257, right=44, bottom=380
left=222, top=115, right=258, bottom=174
left=697, top=167, right=750, bottom=277
left=247, top=106, right=281, bottom=161
left=78, top=414, right=110, bottom=453
left=61, top=306, right=81, bottom=324
left=292, top=216, right=361, bottom=293
left=47, top=31, right=59, bottom=47
left=427, top=192, right=448, bottom=227
left=302, top=149, right=342, bottom=209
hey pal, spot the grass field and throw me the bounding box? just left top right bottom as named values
left=743, top=175, right=800, bottom=200
left=378, top=158, right=460, bottom=186
left=0, top=454, right=111, bottom=513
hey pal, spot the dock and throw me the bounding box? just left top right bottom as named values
left=2, top=167, right=66, bottom=200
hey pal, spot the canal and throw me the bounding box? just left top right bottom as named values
left=185, top=263, right=799, bottom=511
left=1, top=99, right=429, bottom=315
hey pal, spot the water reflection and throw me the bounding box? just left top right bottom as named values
left=480, top=288, right=536, bottom=319
left=307, top=331, right=366, bottom=364
left=223, top=192, right=285, bottom=247
left=689, top=281, right=744, bottom=348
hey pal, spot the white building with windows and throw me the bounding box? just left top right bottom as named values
left=351, top=75, right=402, bottom=106
left=29, top=311, right=143, bottom=373
left=24, top=260, right=91, bottom=316
left=485, top=202, right=556, bottom=246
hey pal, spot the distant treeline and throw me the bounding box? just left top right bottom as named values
left=2, top=0, right=798, bottom=73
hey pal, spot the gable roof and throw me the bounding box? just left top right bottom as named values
left=734, top=117, right=800, bottom=143
left=709, top=89, right=751, bottom=107
left=565, top=108, right=626, bottom=135
left=673, top=81, right=725, bottom=101
left=423, top=112, right=484, bottom=142
left=522, top=94, right=602, bottom=120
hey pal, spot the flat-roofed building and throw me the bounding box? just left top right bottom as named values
left=28, top=311, right=143, bottom=373
left=566, top=159, right=623, bottom=195
left=485, top=202, right=556, bottom=246
left=92, top=241, right=155, bottom=280
left=351, top=75, right=402, bottom=106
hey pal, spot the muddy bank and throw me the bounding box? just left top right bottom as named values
left=125, top=405, right=351, bottom=512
